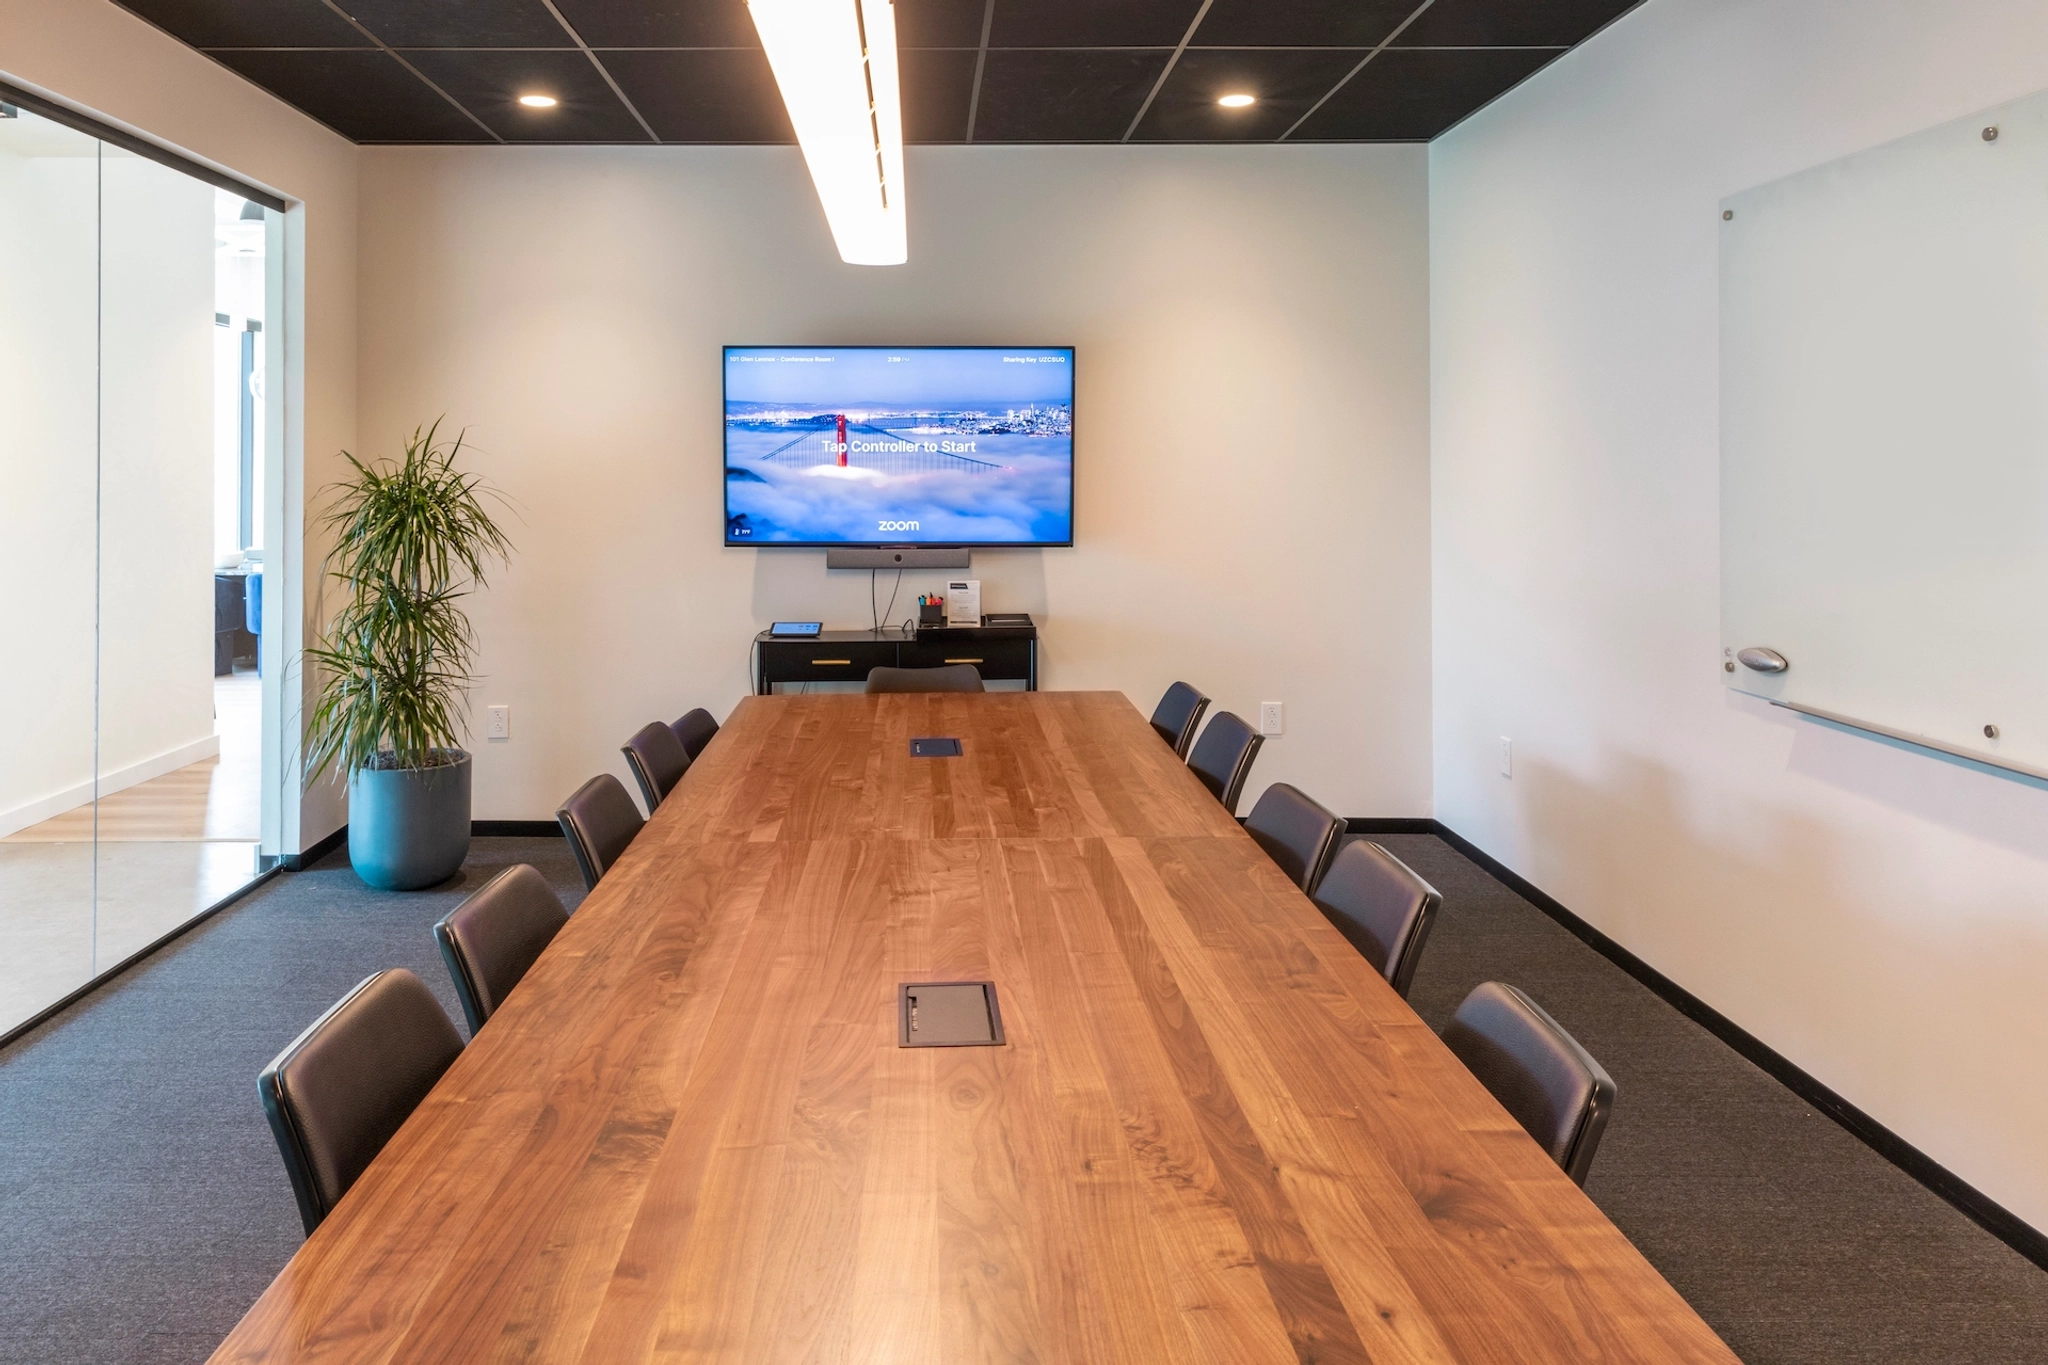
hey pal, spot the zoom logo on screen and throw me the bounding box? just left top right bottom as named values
left=879, top=519, right=920, bottom=532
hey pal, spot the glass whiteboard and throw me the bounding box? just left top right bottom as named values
left=1721, top=84, right=2048, bottom=780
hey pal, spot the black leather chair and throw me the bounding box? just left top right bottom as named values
left=1186, top=711, right=1263, bottom=815
left=622, top=720, right=691, bottom=814
left=556, top=773, right=645, bottom=892
left=1149, top=681, right=1210, bottom=758
left=865, top=663, right=984, bottom=694
left=1242, top=783, right=1342, bottom=890
left=1441, top=982, right=1617, bottom=1186
left=433, top=864, right=570, bottom=1036
left=671, top=707, right=719, bottom=761
left=1310, top=838, right=1441, bottom=998
left=257, top=968, right=464, bottom=1236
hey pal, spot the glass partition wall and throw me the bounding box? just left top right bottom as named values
left=0, top=101, right=285, bottom=1039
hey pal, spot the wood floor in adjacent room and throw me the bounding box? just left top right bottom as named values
left=0, top=673, right=262, bottom=1036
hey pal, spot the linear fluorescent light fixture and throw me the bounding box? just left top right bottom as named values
left=748, top=0, right=907, bottom=265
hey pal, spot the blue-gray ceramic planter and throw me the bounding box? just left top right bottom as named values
left=348, top=750, right=471, bottom=891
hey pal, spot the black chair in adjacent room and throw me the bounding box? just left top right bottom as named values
left=433, top=864, right=571, bottom=1036
left=1242, top=783, right=1343, bottom=891
left=865, top=663, right=985, bottom=694
left=556, top=773, right=646, bottom=892
left=1148, top=681, right=1210, bottom=759
left=622, top=720, right=691, bottom=814
left=1441, top=981, right=1617, bottom=1187
left=257, top=968, right=465, bottom=1236
left=1186, top=711, right=1264, bottom=816
left=671, top=707, right=719, bottom=761
left=1309, top=838, right=1442, bottom=998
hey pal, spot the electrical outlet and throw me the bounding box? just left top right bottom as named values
left=1499, top=736, right=1512, bottom=778
left=486, top=705, right=511, bottom=741
left=1259, top=702, right=1284, bottom=736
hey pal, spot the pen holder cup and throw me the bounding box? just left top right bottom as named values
left=919, top=604, right=945, bottom=625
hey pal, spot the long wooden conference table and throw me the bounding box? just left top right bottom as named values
left=213, top=691, right=1736, bottom=1363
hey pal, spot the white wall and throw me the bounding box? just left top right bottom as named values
left=356, top=144, right=1433, bottom=822
left=0, top=138, right=98, bottom=829
left=1430, top=0, right=2048, bottom=1233
left=2, top=0, right=360, bottom=850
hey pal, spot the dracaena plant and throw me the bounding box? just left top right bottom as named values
left=305, top=419, right=512, bottom=781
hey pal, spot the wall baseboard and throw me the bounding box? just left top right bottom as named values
left=281, top=824, right=348, bottom=871
left=282, top=820, right=564, bottom=870
left=1353, top=816, right=2048, bottom=1274
left=0, top=733, right=222, bottom=839
left=474, top=820, right=564, bottom=837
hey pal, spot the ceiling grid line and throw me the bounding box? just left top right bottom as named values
left=317, top=0, right=504, bottom=143
left=1278, top=0, right=1441, bottom=142
left=1120, top=0, right=1217, bottom=143
left=535, top=0, right=661, bottom=143
left=964, top=0, right=997, bottom=143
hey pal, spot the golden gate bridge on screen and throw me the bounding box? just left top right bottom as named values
left=749, top=414, right=1006, bottom=476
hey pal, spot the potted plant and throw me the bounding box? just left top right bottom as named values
left=306, top=420, right=512, bottom=890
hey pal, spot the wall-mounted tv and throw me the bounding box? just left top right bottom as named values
left=724, top=345, right=1074, bottom=547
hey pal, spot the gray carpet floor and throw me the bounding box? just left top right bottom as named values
left=0, top=833, right=2043, bottom=1363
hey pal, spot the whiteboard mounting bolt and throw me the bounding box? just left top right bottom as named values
left=1984, top=724, right=2000, bottom=739
left=1722, top=209, right=1734, bottom=220
left=1983, top=126, right=1999, bottom=142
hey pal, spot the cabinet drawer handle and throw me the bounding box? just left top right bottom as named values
left=812, top=658, right=852, bottom=666
left=944, top=657, right=984, bottom=664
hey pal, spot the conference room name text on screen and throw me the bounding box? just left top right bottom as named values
left=722, top=345, right=1076, bottom=548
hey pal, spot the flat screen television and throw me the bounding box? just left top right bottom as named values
left=724, top=345, right=1074, bottom=547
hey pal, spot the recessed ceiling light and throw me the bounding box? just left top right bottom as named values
left=518, top=94, right=559, bottom=108
left=1218, top=93, right=1256, bottom=109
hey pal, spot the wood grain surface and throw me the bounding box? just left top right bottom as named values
left=211, top=692, right=1737, bottom=1364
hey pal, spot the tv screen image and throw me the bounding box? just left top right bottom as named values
left=724, top=346, right=1074, bottom=547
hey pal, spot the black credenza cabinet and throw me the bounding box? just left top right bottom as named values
left=754, top=622, right=1038, bottom=694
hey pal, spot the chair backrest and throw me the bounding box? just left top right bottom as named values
left=1310, top=839, right=1442, bottom=998
left=670, top=707, right=720, bottom=761
left=257, top=968, right=464, bottom=1236
left=556, top=773, right=645, bottom=892
left=1441, top=982, right=1617, bottom=1186
left=1186, top=711, right=1264, bottom=815
left=433, top=864, right=570, bottom=1035
left=865, top=663, right=985, bottom=694
left=622, top=720, right=691, bottom=814
left=1149, top=681, right=1210, bottom=758
left=1242, top=783, right=1343, bottom=890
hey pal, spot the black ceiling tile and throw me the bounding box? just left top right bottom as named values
left=551, top=0, right=759, bottom=47
left=115, top=0, right=369, bottom=47
left=211, top=49, right=491, bottom=141
left=901, top=48, right=978, bottom=143
left=1290, top=47, right=1555, bottom=141
left=897, top=0, right=989, bottom=48
left=972, top=49, right=1168, bottom=140
left=401, top=49, right=646, bottom=141
left=599, top=49, right=793, bottom=142
left=341, top=0, right=570, bottom=48
left=990, top=0, right=1202, bottom=49
left=1191, top=0, right=1412, bottom=48
left=1395, top=0, right=1643, bottom=48
left=1131, top=48, right=1360, bottom=141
